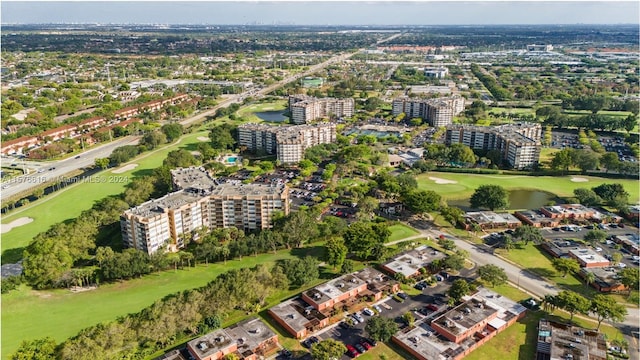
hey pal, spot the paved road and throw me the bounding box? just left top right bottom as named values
left=388, top=227, right=639, bottom=358
left=1, top=136, right=140, bottom=200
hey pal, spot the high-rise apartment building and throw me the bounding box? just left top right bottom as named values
left=289, top=95, right=354, bottom=124
left=238, top=123, right=336, bottom=164
left=121, top=168, right=289, bottom=254
left=392, top=95, right=465, bottom=127
left=445, top=122, right=542, bottom=169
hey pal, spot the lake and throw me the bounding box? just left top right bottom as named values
left=448, top=189, right=554, bottom=210
left=255, top=110, right=288, bottom=122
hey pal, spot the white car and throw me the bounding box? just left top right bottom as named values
left=618, top=263, right=627, bottom=268
left=363, top=308, right=375, bottom=316
left=595, top=247, right=603, bottom=252
left=353, top=313, right=365, bottom=323
left=373, top=305, right=382, bottom=313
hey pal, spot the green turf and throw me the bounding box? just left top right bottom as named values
left=0, top=131, right=211, bottom=263
left=1, top=251, right=297, bottom=360
left=416, top=172, right=639, bottom=203
left=387, top=224, right=420, bottom=242
left=465, top=284, right=623, bottom=360
left=235, top=100, right=288, bottom=122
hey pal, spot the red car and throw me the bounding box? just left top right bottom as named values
left=361, top=341, right=372, bottom=351
left=346, top=344, right=359, bottom=358
left=426, top=304, right=439, bottom=312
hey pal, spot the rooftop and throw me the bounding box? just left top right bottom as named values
left=125, top=189, right=206, bottom=218
left=537, top=319, right=607, bottom=360
left=568, top=248, right=610, bottom=266
left=171, top=166, right=218, bottom=191
left=187, top=317, right=276, bottom=360
left=382, top=245, right=445, bottom=278
left=305, top=273, right=366, bottom=305
left=268, top=298, right=327, bottom=333
left=209, top=182, right=287, bottom=198
left=432, top=297, right=499, bottom=336
left=581, top=267, right=623, bottom=289
left=465, top=211, right=522, bottom=225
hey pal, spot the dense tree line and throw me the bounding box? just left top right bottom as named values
left=12, top=264, right=292, bottom=360
left=470, top=64, right=512, bottom=101
left=536, top=105, right=637, bottom=132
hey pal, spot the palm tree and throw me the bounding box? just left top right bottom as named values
left=542, top=294, right=557, bottom=313
left=584, top=271, right=596, bottom=290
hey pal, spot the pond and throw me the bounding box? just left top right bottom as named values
left=254, top=110, right=288, bottom=122
left=448, top=189, right=554, bottom=210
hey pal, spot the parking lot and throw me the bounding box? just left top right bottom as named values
left=280, top=268, right=475, bottom=360
left=484, top=223, right=640, bottom=269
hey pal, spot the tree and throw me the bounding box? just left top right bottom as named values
left=448, top=143, right=476, bottom=165
left=10, top=337, right=58, bottom=360
left=590, top=294, right=627, bottom=330
left=94, top=157, right=110, bottom=170
left=443, top=253, right=466, bottom=272
left=163, top=149, right=199, bottom=169
left=340, top=260, right=355, bottom=274
left=311, top=339, right=347, bottom=360
left=550, top=148, right=574, bottom=173
left=280, top=210, right=319, bottom=248
left=402, top=189, right=441, bottom=214
left=551, top=258, right=580, bottom=278
left=600, top=152, right=620, bottom=173
left=612, top=252, right=623, bottom=265
left=584, top=271, right=596, bottom=289
left=554, top=291, right=590, bottom=322
left=343, top=222, right=390, bottom=259
left=325, top=237, right=348, bottom=270
left=470, top=185, right=508, bottom=210
left=477, top=264, right=508, bottom=287
left=209, top=124, right=236, bottom=150
left=279, top=257, right=320, bottom=288
left=365, top=316, right=399, bottom=342
left=592, top=183, right=629, bottom=206
left=541, top=294, right=558, bottom=313
left=573, top=188, right=602, bottom=206
left=402, top=312, right=415, bottom=327
left=161, top=123, right=184, bottom=142
left=620, top=267, right=640, bottom=293
left=513, top=225, right=544, bottom=245
left=574, top=150, right=600, bottom=173
left=356, top=196, right=379, bottom=221
left=583, top=229, right=607, bottom=246
left=448, top=279, right=470, bottom=304
left=33, top=188, right=45, bottom=200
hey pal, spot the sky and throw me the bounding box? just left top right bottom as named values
left=1, top=1, right=639, bottom=25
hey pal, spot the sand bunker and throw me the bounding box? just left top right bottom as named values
left=112, top=163, right=138, bottom=174
left=428, top=177, right=458, bottom=185
left=571, top=177, right=589, bottom=182
left=1, top=217, right=34, bottom=234
left=197, top=136, right=210, bottom=141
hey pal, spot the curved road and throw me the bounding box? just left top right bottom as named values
left=388, top=227, right=639, bottom=357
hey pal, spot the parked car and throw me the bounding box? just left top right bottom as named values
left=373, top=304, right=382, bottom=313
left=353, top=313, right=365, bottom=323
left=309, top=336, right=319, bottom=345
left=397, top=292, right=408, bottom=300
left=361, top=341, right=372, bottom=351
left=301, top=339, right=312, bottom=348
left=280, top=349, right=292, bottom=358
left=521, top=298, right=540, bottom=310
left=354, top=343, right=367, bottom=354
left=426, top=304, right=439, bottom=312
left=595, top=247, right=603, bottom=252
left=339, top=321, right=352, bottom=329
left=366, top=338, right=378, bottom=347
left=345, top=344, right=359, bottom=358
left=414, top=282, right=426, bottom=290
left=362, top=308, right=375, bottom=316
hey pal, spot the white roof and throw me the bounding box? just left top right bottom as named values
left=488, top=318, right=507, bottom=330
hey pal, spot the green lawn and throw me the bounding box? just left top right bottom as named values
left=496, top=243, right=637, bottom=306
left=235, top=100, right=288, bottom=122
left=466, top=284, right=623, bottom=360
left=0, top=131, right=211, bottom=263
left=387, top=223, right=420, bottom=242
left=1, top=251, right=297, bottom=360
left=416, top=172, right=639, bottom=203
